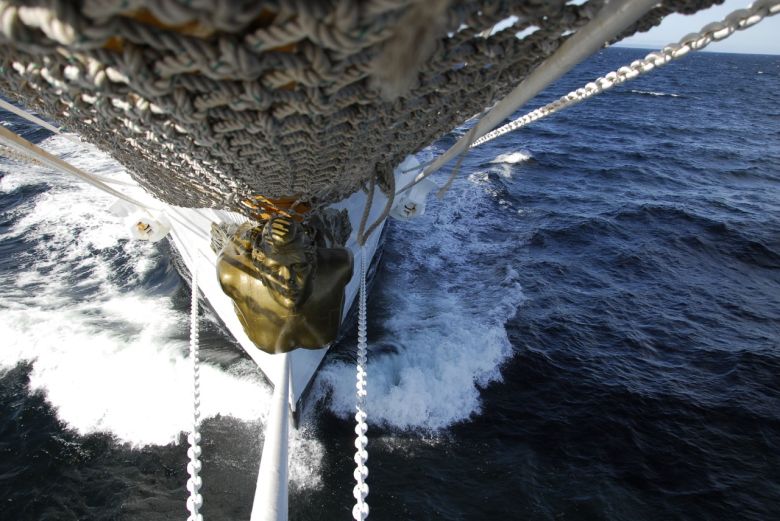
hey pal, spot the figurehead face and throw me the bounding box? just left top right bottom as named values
left=251, top=216, right=316, bottom=310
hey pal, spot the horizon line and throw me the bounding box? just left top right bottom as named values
left=612, top=42, right=780, bottom=56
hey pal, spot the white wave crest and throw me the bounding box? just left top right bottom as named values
left=628, top=89, right=682, bottom=98
left=490, top=151, right=532, bottom=164
left=0, top=134, right=327, bottom=488
left=315, top=165, right=524, bottom=431
left=0, top=136, right=269, bottom=446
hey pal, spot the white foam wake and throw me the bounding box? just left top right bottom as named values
left=315, top=162, right=524, bottom=430
left=0, top=135, right=270, bottom=447
left=628, top=89, right=682, bottom=98
left=490, top=151, right=532, bottom=164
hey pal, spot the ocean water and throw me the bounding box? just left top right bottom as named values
left=1, top=47, right=778, bottom=520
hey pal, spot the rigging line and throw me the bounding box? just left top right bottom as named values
left=0, top=97, right=80, bottom=143
left=0, top=124, right=160, bottom=211
left=358, top=165, right=396, bottom=247
left=433, top=53, right=510, bottom=200
left=0, top=98, right=135, bottom=186
left=166, top=212, right=211, bottom=242
left=471, top=0, right=780, bottom=149
left=399, top=158, right=435, bottom=175
left=396, top=0, right=779, bottom=197
left=395, top=0, right=659, bottom=197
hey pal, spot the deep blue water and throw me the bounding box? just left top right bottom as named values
left=1, top=47, right=779, bottom=520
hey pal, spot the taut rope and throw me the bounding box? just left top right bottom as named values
left=472, top=0, right=780, bottom=149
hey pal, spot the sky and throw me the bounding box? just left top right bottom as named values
left=617, top=0, right=780, bottom=55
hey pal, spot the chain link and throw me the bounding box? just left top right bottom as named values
left=472, top=0, right=780, bottom=148
left=353, top=247, right=370, bottom=521
left=186, top=267, right=204, bottom=521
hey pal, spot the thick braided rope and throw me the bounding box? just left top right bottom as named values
left=186, top=267, right=204, bottom=521
left=473, top=0, right=780, bottom=148
left=353, top=246, right=369, bottom=521
left=0, top=0, right=722, bottom=213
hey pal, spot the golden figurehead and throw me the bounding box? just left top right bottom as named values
left=216, top=216, right=353, bottom=354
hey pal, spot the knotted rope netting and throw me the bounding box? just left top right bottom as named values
left=0, top=0, right=720, bottom=215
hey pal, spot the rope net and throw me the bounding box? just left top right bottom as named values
left=0, top=0, right=720, bottom=215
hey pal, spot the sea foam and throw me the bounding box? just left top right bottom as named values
left=490, top=151, right=532, bottom=164
left=314, top=163, right=524, bottom=430
left=0, top=136, right=268, bottom=447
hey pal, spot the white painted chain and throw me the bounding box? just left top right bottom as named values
left=186, top=267, right=204, bottom=521
left=352, top=247, right=370, bottom=521
left=472, top=0, right=780, bottom=148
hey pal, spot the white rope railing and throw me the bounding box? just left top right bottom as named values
left=186, top=267, right=204, bottom=521
left=352, top=247, right=370, bottom=521
left=472, top=0, right=780, bottom=148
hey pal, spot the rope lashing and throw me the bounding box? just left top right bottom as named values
left=352, top=247, right=370, bottom=521
left=186, top=267, right=204, bottom=521
left=356, top=165, right=396, bottom=247
left=472, top=0, right=780, bottom=149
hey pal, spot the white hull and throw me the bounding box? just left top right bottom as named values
left=163, top=182, right=388, bottom=408
left=115, top=155, right=421, bottom=412
left=106, top=156, right=422, bottom=521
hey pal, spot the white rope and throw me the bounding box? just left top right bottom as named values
left=352, top=247, right=369, bottom=521
left=0, top=97, right=83, bottom=145
left=0, top=124, right=156, bottom=209
left=0, top=99, right=134, bottom=186
left=396, top=0, right=659, bottom=196
left=186, top=267, right=204, bottom=521
left=472, top=0, right=780, bottom=148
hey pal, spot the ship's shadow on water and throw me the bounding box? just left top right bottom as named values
left=0, top=48, right=779, bottom=521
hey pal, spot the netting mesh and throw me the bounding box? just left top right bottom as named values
left=0, top=0, right=720, bottom=213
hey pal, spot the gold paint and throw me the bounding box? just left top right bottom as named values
left=277, top=81, right=298, bottom=91
left=103, top=36, right=124, bottom=52
left=240, top=195, right=310, bottom=222
left=217, top=217, right=353, bottom=354
left=125, top=9, right=215, bottom=38
left=270, top=42, right=298, bottom=54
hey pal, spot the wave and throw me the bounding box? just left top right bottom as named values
left=490, top=151, right=532, bottom=164
left=0, top=137, right=270, bottom=445
left=528, top=217, right=626, bottom=248
left=314, top=158, right=524, bottom=431
left=602, top=205, right=780, bottom=269
left=609, top=204, right=727, bottom=230
left=626, top=89, right=684, bottom=99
